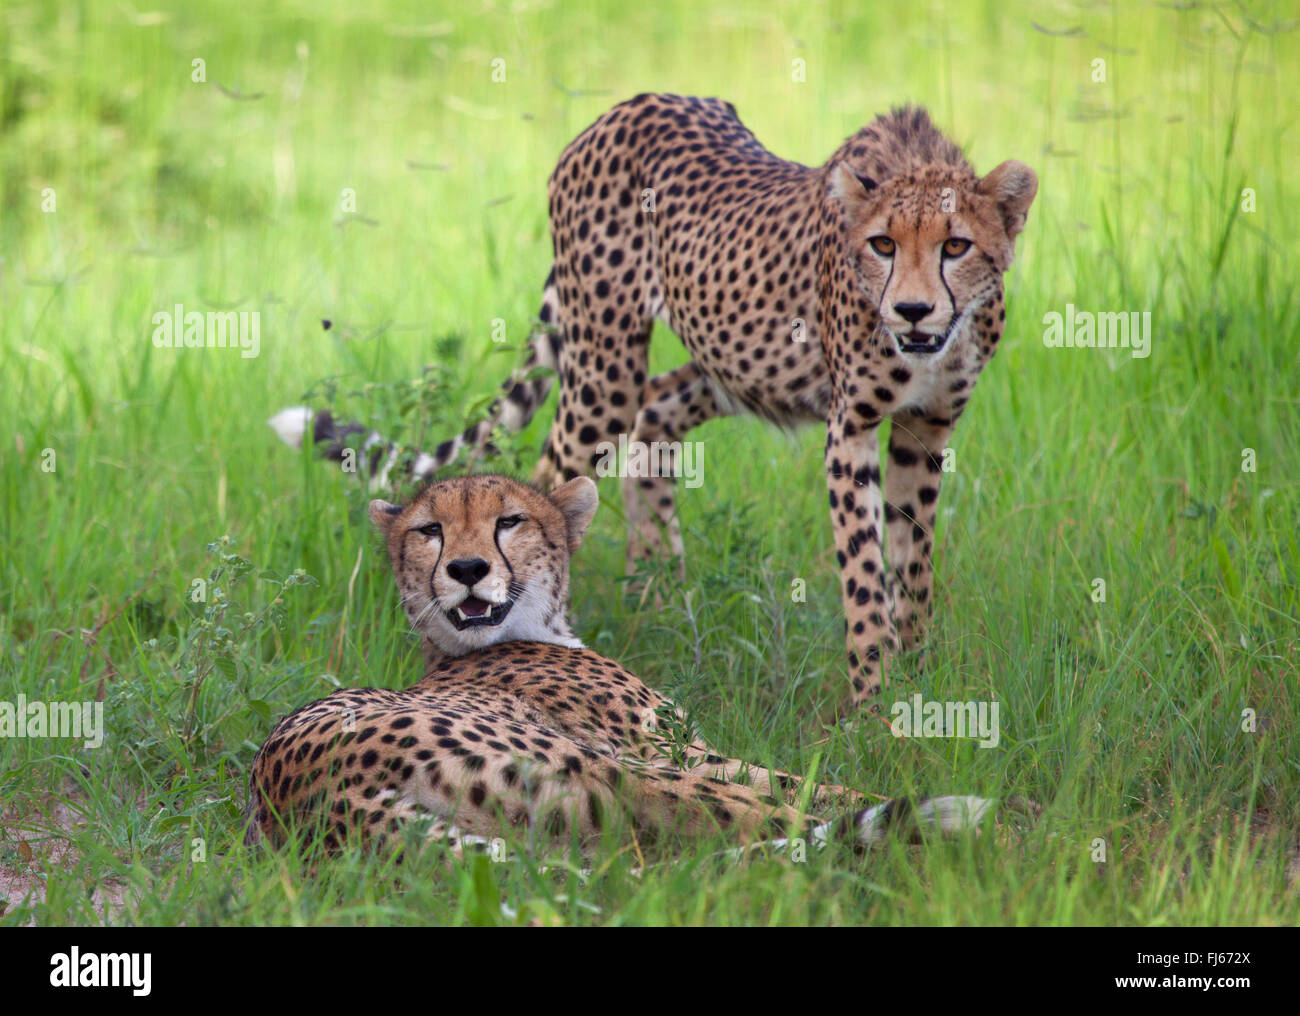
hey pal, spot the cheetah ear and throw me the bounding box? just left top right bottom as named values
left=548, top=477, right=599, bottom=554
left=977, top=160, right=1038, bottom=241
left=368, top=499, right=403, bottom=534
left=829, top=162, right=877, bottom=220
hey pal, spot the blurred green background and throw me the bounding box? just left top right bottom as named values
left=1, top=1, right=1297, bottom=925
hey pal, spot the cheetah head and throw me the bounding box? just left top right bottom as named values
left=829, top=159, right=1037, bottom=358
left=368, top=474, right=598, bottom=656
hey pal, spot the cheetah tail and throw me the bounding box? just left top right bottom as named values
left=839, top=794, right=1040, bottom=848
left=267, top=277, right=563, bottom=490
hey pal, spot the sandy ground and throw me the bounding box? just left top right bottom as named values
left=1, top=794, right=131, bottom=926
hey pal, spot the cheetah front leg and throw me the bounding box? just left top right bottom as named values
left=622, top=362, right=728, bottom=577
left=884, top=410, right=955, bottom=652
left=825, top=398, right=898, bottom=708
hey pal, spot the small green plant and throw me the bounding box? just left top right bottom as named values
left=124, top=539, right=318, bottom=771
left=182, top=539, right=318, bottom=741
left=301, top=351, right=545, bottom=487
left=649, top=700, right=704, bottom=771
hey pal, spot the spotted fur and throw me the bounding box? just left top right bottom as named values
left=270, top=93, right=1037, bottom=710
left=245, top=474, right=1013, bottom=857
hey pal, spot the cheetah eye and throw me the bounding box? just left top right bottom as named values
left=415, top=522, right=442, bottom=538
left=942, top=238, right=972, bottom=258
left=868, top=236, right=895, bottom=257
left=496, top=515, right=525, bottom=531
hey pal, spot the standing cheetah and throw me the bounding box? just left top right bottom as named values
left=245, top=474, right=1016, bottom=858
left=271, top=93, right=1037, bottom=710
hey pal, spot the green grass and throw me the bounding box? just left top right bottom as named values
left=2, top=0, right=1297, bottom=926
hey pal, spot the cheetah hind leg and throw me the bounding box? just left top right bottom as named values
left=349, top=778, right=1032, bottom=869
left=621, top=363, right=729, bottom=591
left=342, top=796, right=501, bottom=867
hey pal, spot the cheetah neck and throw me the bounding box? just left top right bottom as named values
left=420, top=615, right=584, bottom=677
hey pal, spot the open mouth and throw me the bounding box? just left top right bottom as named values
left=898, top=329, right=945, bottom=354
left=446, top=596, right=513, bottom=630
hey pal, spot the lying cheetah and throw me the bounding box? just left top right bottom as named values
left=245, top=474, right=1011, bottom=858
left=271, top=93, right=1037, bottom=710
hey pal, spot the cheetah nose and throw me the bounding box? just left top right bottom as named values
left=446, top=558, right=491, bottom=586
left=894, top=302, right=934, bottom=325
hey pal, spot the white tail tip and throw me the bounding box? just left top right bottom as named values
left=268, top=407, right=314, bottom=449
left=917, top=795, right=996, bottom=834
